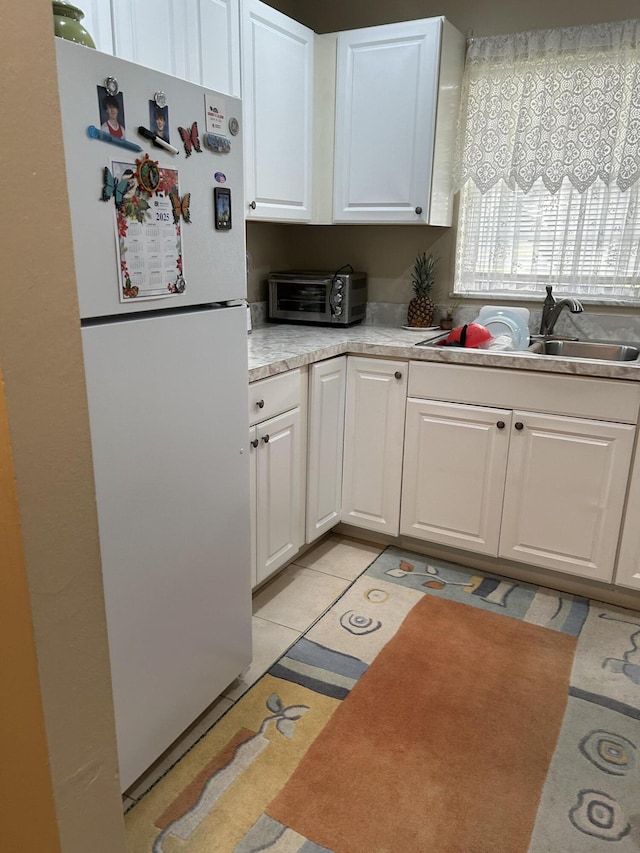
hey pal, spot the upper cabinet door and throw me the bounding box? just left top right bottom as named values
left=333, top=18, right=465, bottom=225
left=78, top=0, right=114, bottom=53
left=333, top=19, right=441, bottom=224
left=198, top=0, right=241, bottom=95
left=109, top=0, right=240, bottom=94
left=112, top=0, right=200, bottom=81
left=241, top=0, right=314, bottom=222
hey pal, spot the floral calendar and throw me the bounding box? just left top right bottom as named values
left=107, top=157, right=188, bottom=301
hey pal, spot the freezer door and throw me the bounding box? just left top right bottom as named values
left=56, top=39, right=246, bottom=318
left=81, top=305, right=251, bottom=790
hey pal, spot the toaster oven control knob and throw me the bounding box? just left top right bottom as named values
left=334, top=281, right=343, bottom=290
left=335, top=293, right=343, bottom=303
left=334, top=306, right=343, bottom=316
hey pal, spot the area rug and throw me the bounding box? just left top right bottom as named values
left=125, top=546, right=640, bottom=852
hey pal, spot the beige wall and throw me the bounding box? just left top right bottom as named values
left=276, top=0, right=637, bottom=37
left=0, top=1, right=127, bottom=850
left=250, top=0, right=640, bottom=309
left=0, top=368, right=62, bottom=853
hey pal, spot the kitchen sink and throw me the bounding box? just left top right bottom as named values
left=528, top=339, right=640, bottom=361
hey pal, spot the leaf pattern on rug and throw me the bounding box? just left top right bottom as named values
left=151, top=694, right=309, bottom=853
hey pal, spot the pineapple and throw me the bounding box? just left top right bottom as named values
left=407, top=252, right=437, bottom=327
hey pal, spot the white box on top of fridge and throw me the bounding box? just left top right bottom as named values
left=55, top=38, right=251, bottom=791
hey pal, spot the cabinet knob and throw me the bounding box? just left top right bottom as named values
left=394, top=371, right=402, bottom=380
left=496, top=420, right=505, bottom=429
left=249, top=200, right=256, bottom=210
left=415, top=206, right=423, bottom=215
left=250, top=438, right=259, bottom=448
left=256, top=399, right=265, bottom=408
left=514, top=421, right=524, bottom=431
left=262, top=434, right=270, bottom=443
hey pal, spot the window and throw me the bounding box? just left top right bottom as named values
left=454, top=20, right=640, bottom=302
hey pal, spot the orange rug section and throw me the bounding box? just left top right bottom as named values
left=267, top=595, right=577, bottom=853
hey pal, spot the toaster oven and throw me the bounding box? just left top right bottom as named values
left=268, top=270, right=367, bottom=326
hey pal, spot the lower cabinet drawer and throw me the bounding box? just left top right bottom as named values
left=249, top=368, right=301, bottom=426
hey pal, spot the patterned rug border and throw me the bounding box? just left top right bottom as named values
left=125, top=543, right=640, bottom=853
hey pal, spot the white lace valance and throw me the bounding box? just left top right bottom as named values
left=455, top=20, right=640, bottom=194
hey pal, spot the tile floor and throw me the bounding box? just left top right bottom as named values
left=122, top=534, right=384, bottom=809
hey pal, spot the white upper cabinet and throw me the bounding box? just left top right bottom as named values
left=89, top=0, right=240, bottom=95
left=78, top=0, right=114, bottom=53
left=241, top=0, right=314, bottom=222
left=199, top=0, right=241, bottom=96
left=332, top=18, right=464, bottom=225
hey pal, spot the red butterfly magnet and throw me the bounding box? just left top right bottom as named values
left=178, top=122, right=202, bottom=157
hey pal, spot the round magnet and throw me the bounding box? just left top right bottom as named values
left=228, top=117, right=239, bottom=136
left=214, top=172, right=227, bottom=183
left=154, top=91, right=167, bottom=108
left=136, top=154, right=160, bottom=193
left=104, top=76, right=119, bottom=95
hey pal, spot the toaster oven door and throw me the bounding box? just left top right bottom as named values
left=270, top=279, right=332, bottom=322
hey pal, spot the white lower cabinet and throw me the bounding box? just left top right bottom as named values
left=613, top=442, right=640, bottom=590
left=341, top=356, right=408, bottom=535
left=306, top=356, right=346, bottom=543
left=401, top=399, right=511, bottom=555
left=401, top=363, right=638, bottom=584
left=249, top=369, right=305, bottom=588
left=499, top=411, right=634, bottom=581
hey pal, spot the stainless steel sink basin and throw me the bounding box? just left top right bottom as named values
left=529, top=339, right=640, bottom=361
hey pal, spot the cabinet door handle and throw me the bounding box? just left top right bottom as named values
left=394, top=371, right=402, bottom=380
left=514, top=421, right=524, bottom=430
left=249, top=200, right=256, bottom=210
left=250, top=438, right=259, bottom=448
left=496, top=420, right=505, bottom=429
left=262, top=434, right=270, bottom=443
left=415, top=206, right=423, bottom=215
left=256, top=399, right=265, bottom=408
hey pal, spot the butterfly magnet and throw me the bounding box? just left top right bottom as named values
left=101, top=165, right=133, bottom=207
left=169, top=191, right=191, bottom=224
left=178, top=122, right=202, bottom=157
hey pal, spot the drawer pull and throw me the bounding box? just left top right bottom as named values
left=394, top=371, right=402, bottom=380
left=514, top=421, right=524, bottom=431
left=256, top=399, right=265, bottom=408
left=497, top=421, right=505, bottom=429
left=249, top=200, right=256, bottom=210
left=415, top=206, right=423, bottom=215
left=250, top=438, right=259, bottom=448
left=262, top=434, right=270, bottom=443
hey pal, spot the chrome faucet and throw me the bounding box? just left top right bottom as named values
left=539, top=285, right=583, bottom=336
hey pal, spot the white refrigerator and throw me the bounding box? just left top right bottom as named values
left=55, top=39, right=252, bottom=790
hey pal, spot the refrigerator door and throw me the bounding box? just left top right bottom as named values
left=82, top=305, right=251, bottom=790
left=56, top=39, right=246, bottom=319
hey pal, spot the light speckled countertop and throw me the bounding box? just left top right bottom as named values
left=247, top=323, right=640, bottom=383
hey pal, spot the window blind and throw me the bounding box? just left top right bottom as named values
left=455, top=179, right=640, bottom=300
